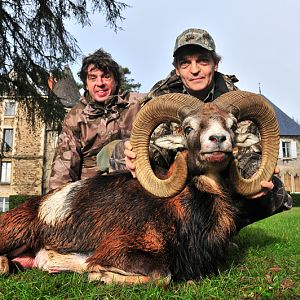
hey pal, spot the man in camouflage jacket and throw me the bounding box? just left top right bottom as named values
left=124, top=28, right=292, bottom=230
left=49, top=49, right=141, bottom=191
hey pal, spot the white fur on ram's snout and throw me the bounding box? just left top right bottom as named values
left=200, top=119, right=234, bottom=154
left=38, top=181, right=83, bottom=226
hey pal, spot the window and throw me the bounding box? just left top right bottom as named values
left=4, top=101, right=16, bottom=116
left=0, top=162, right=11, bottom=183
left=0, top=197, right=9, bottom=212
left=282, top=141, right=291, bottom=158
left=2, top=129, right=13, bottom=152
left=279, top=140, right=297, bottom=159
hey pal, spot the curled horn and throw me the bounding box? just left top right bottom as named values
left=214, top=90, right=280, bottom=196
left=130, top=93, right=203, bottom=198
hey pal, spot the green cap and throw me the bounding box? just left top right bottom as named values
left=173, top=28, right=216, bottom=56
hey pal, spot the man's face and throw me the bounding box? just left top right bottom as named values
left=86, top=64, right=117, bottom=103
left=175, top=46, right=218, bottom=96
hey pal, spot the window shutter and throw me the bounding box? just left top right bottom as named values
left=291, top=140, right=297, bottom=158
left=278, top=140, right=283, bottom=159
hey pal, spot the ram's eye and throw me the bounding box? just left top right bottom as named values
left=184, top=126, right=193, bottom=135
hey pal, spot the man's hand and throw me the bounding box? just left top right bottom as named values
left=124, top=141, right=137, bottom=178
left=247, top=166, right=280, bottom=199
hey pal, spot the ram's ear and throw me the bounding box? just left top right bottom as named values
left=153, top=134, right=186, bottom=150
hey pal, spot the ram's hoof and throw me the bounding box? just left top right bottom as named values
left=0, top=256, right=9, bottom=275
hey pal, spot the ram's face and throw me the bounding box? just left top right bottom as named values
left=182, top=108, right=236, bottom=173
left=152, top=105, right=237, bottom=174
left=185, top=111, right=236, bottom=153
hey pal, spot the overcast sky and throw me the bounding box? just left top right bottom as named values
left=67, top=0, right=299, bottom=121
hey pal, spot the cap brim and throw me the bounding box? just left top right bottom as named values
left=173, top=43, right=213, bottom=56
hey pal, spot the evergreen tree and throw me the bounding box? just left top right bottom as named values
left=120, top=67, right=141, bottom=92
left=0, top=0, right=128, bottom=125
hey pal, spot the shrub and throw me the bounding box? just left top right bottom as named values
left=9, top=195, right=31, bottom=210
left=290, top=193, right=300, bottom=207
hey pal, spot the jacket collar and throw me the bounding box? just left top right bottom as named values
left=81, top=91, right=130, bottom=121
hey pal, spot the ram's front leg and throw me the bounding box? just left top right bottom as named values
left=87, top=248, right=171, bottom=285
left=87, top=266, right=171, bottom=285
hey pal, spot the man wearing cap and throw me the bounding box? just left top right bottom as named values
left=123, top=28, right=292, bottom=231
left=144, top=28, right=239, bottom=104
left=126, top=28, right=248, bottom=172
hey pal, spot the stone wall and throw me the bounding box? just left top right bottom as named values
left=277, top=136, right=300, bottom=193
left=0, top=101, right=45, bottom=197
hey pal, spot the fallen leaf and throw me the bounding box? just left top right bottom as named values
left=281, top=278, right=294, bottom=289
left=269, top=266, right=281, bottom=273
left=264, top=274, right=273, bottom=284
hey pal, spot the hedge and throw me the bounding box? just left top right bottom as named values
left=9, top=195, right=33, bottom=210
left=290, top=193, right=300, bottom=207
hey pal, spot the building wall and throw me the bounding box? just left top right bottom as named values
left=277, top=136, right=300, bottom=193
left=0, top=99, right=46, bottom=208
left=0, top=97, right=67, bottom=212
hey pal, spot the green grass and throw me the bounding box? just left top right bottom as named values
left=0, top=208, right=299, bottom=300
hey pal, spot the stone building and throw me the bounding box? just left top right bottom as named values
left=0, top=67, right=80, bottom=211
left=271, top=99, right=300, bottom=193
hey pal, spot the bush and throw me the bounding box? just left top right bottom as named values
left=290, top=193, right=300, bottom=207
left=9, top=195, right=31, bottom=210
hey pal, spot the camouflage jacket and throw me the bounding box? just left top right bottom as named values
left=143, top=69, right=239, bottom=104
left=49, top=92, right=141, bottom=191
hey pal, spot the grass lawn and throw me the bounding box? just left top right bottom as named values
left=0, top=208, right=299, bottom=300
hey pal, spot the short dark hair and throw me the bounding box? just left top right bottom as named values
left=78, top=48, right=122, bottom=89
